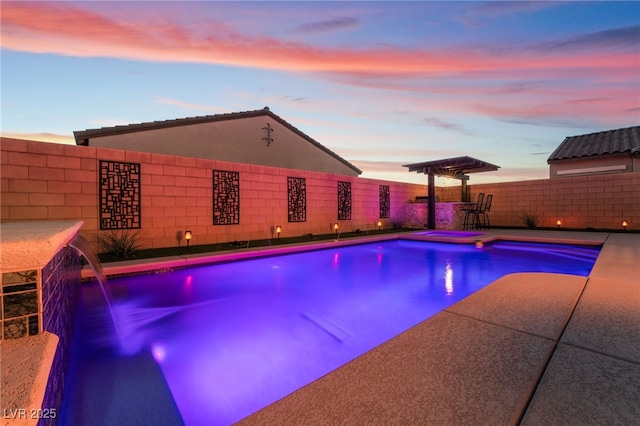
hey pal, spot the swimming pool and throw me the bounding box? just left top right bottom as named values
left=59, top=239, right=600, bottom=425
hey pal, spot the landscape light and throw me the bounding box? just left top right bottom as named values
left=556, top=219, right=562, bottom=227
left=377, top=220, right=382, bottom=230
left=276, top=225, right=282, bottom=239
left=622, top=220, right=628, bottom=231
left=334, top=223, right=339, bottom=235
left=185, top=230, right=192, bottom=248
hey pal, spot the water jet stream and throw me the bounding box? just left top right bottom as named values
left=68, top=233, right=121, bottom=340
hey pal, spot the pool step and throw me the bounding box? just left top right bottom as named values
left=302, top=311, right=352, bottom=342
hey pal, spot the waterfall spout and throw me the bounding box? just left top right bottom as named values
left=68, top=233, right=121, bottom=340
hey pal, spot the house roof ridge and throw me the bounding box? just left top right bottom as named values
left=73, top=107, right=362, bottom=175
left=73, top=108, right=269, bottom=137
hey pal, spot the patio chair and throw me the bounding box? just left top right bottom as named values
left=477, top=194, right=493, bottom=229
left=463, top=193, right=484, bottom=230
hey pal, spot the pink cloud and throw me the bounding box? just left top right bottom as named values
left=3, top=2, right=637, bottom=76
left=2, top=2, right=636, bottom=130
left=473, top=91, right=638, bottom=128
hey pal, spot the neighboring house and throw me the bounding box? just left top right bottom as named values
left=74, top=107, right=362, bottom=177
left=547, top=125, right=640, bottom=178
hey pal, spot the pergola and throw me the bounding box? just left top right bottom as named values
left=403, top=156, right=500, bottom=229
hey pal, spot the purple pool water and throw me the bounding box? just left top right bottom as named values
left=60, top=239, right=599, bottom=425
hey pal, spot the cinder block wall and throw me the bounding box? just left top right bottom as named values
left=1, top=138, right=426, bottom=251
left=3, top=137, right=638, bottom=247
left=470, top=172, right=640, bottom=230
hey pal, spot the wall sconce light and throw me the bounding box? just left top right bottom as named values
left=556, top=219, right=562, bottom=227
left=333, top=223, right=339, bottom=235
left=276, top=225, right=282, bottom=240
left=622, top=220, right=628, bottom=231
left=185, top=230, right=192, bottom=248
left=377, top=220, right=382, bottom=230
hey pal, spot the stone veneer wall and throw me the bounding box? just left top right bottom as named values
left=1, top=138, right=426, bottom=251
left=403, top=203, right=468, bottom=230
left=39, top=246, right=82, bottom=423
left=1, top=240, right=81, bottom=345
left=0, top=237, right=81, bottom=423
left=1, top=269, right=39, bottom=339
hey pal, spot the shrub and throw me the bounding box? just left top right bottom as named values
left=390, top=217, right=403, bottom=229
left=520, top=213, right=539, bottom=230
left=98, top=230, right=142, bottom=259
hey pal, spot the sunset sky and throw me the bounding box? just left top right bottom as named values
left=2, top=1, right=639, bottom=184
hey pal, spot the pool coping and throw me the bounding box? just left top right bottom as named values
left=82, top=229, right=609, bottom=279
left=82, top=233, right=402, bottom=279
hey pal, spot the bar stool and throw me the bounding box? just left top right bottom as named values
left=478, top=194, right=493, bottom=229
left=463, top=193, right=484, bottom=230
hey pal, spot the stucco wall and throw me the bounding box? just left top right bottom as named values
left=1, top=138, right=425, bottom=251
left=549, top=153, right=637, bottom=178
left=83, top=115, right=360, bottom=176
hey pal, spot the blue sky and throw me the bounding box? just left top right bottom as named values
left=2, top=1, right=639, bottom=184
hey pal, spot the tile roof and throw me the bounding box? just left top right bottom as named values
left=547, top=126, right=640, bottom=162
left=73, top=107, right=362, bottom=175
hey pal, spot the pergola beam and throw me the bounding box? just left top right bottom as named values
left=404, top=156, right=500, bottom=229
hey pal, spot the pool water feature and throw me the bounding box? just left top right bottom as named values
left=67, top=232, right=121, bottom=339
left=59, top=239, right=600, bottom=425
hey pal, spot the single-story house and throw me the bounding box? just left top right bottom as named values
left=74, top=107, right=362, bottom=177
left=547, top=125, right=640, bottom=178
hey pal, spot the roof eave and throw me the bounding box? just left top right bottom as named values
left=548, top=151, right=633, bottom=163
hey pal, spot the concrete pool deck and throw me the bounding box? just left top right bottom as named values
left=3, top=229, right=638, bottom=424
left=239, top=230, right=640, bottom=425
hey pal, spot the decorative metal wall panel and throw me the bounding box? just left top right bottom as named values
left=338, top=181, right=352, bottom=220
left=287, top=177, right=306, bottom=222
left=379, top=185, right=390, bottom=218
left=213, top=170, right=240, bottom=225
left=99, top=161, right=141, bottom=230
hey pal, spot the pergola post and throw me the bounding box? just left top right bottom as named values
left=461, top=175, right=469, bottom=202
left=427, top=168, right=435, bottom=229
